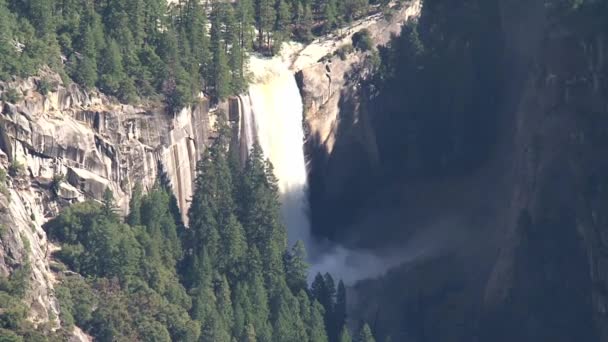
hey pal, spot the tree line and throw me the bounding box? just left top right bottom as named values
left=0, top=0, right=377, bottom=112
left=0, top=117, right=378, bottom=341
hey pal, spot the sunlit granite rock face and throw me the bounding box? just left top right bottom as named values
left=0, top=74, right=211, bottom=218
left=0, top=1, right=420, bottom=337
left=0, top=72, right=212, bottom=338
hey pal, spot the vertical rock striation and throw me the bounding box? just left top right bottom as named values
left=0, top=73, right=213, bottom=336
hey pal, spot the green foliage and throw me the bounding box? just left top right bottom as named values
left=98, top=39, right=125, bottom=96
left=0, top=250, right=56, bottom=340
left=0, top=293, right=28, bottom=332
left=276, top=0, right=291, bottom=33
left=309, top=300, right=329, bottom=342
left=0, top=329, right=23, bottom=342
left=0, top=89, right=21, bottom=104
left=323, top=0, right=338, bottom=33
left=335, top=44, right=354, bottom=60
left=45, top=183, right=197, bottom=340
left=56, top=276, right=96, bottom=330
left=334, top=280, right=347, bottom=339
left=50, top=173, right=64, bottom=196
left=343, top=0, right=368, bottom=22
left=356, top=323, right=376, bottom=342
left=0, top=169, right=9, bottom=198
left=284, top=240, right=308, bottom=293
left=0, top=0, right=378, bottom=99
left=210, top=4, right=232, bottom=100
left=339, top=326, right=353, bottom=342
left=362, top=0, right=507, bottom=184
left=352, top=29, right=373, bottom=51
left=37, top=78, right=56, bottom=95
left=7, top=162, right=24, bottom=178
left=310, top=272, right=352, bottom=342
left=256, top=0, right=276, bottom=51
left=127, top=183, right=142, bottom=226
left=33, top=115, right=342, bottom=341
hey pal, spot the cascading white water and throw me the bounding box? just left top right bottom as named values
left=243, top=60, right=312, bottom=248
left=239, top=96, right=256, bottom=164
left=237, top=1, right=423, bottom=284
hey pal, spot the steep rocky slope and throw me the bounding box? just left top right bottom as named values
left=0, top=71, right=212, bottom=337
left=299, top=0, right=422, bottom=240
left=315, top=0, right=608, bottom=341
left=0, top=3, right=419, bottom=335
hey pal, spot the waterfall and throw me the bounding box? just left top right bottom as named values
left=239, top=96, right=256, bottom=164
left=243, top=61, right=311, bottom=248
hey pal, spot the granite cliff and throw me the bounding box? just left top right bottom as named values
left=0, top=70, right=211, bottom=337
left=0, top=1, right=420, bottom=337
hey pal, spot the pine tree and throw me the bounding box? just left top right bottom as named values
left=102, top=187, right=116, bottom=217
left=183, top=0, right=210, bottom=89
left=339, top=327, right=352, bottom=342
left=210, top=3, right=231, bottom=99
left=297, top=3, right=313, bottom=42
left=256, top=0, right=276, bottom=51
left=312, top=0, right=322, bottom=16
left=243, top=324, right=258, bottom=342
left=323, top=273, right=337, bottom=340
left=192, top=250, right=217, bottom=324
left=74, top=55, right=98, bottom=89
left=275, top=0, right=291, bottom=32
left=178, top=26, right=200, bottom=96
left=71, top=17, right=101, bottom=88
left=247, top=246, right=264, bottom=278
left=28, top=0, right=56, bottom=35
left=270, top=284, right=307, bottom=342
left=356, top=324, right=375, bottom=342
left=220, top=214, right=247, bottom=279
left=189, top=149, right=221, bottom=264
left=334, top=280, right=347, bottom=341
left=311, top=272, right=341, bottom=341
left=0, top=0, right=19, bottom=80
left=322, top=0, right=337, bottom=33
left=311, top=273, right=332, bottom=310
left=125, top=0, right=146, bottom=46
left=216, top=275, right=235, bottom=333
left=222, top=2, right=247, bottom=93
left=140, top=186, right=183, bottom=266
left=248, top=274, right=273, bottom=342
left=285, top=240, right=308, bottom=293
left=344, top=0, right=367, bottom=22
left=201, top=309, right=231, bottom=342
left=127, top=182, right=143, bottom=226
left=236, top=0, right=255, bottom=51
left=240, top=144, right=287, bottom=288
left=334, top=0, right=345, bottom=27
left=310, top=301, right=330, bottom=342
left=98, top=38, right=126, bottom=94
left=297, top=290, right=312, bottom=340
left=234, top=0, right=254, bottom=92
left=324, top=273, right=336, bottom=306
left=229, top=37, right=247, bottom=94
left=232, top=283, right=252, bottom=338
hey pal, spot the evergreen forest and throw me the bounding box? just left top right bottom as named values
left=0, top=119, right=376, bottom=341
left=0, top=0, right=378, bottom=111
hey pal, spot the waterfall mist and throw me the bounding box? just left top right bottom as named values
left=241, top=61, right=312, bottom=248
left=243, top=56, right=422, bottom=285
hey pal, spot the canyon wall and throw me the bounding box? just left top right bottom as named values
left=0, top=0, right=421, bottom=336
left=325, top=1, right=608, bottom=341
left=0, top=71, right=213, bottom=336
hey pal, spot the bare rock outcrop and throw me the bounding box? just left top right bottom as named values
left=298, top=0, right=421, bottom=155
left=0, top=74, right=213, bottom=338
left=0, top=75, right=211, bottom=217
